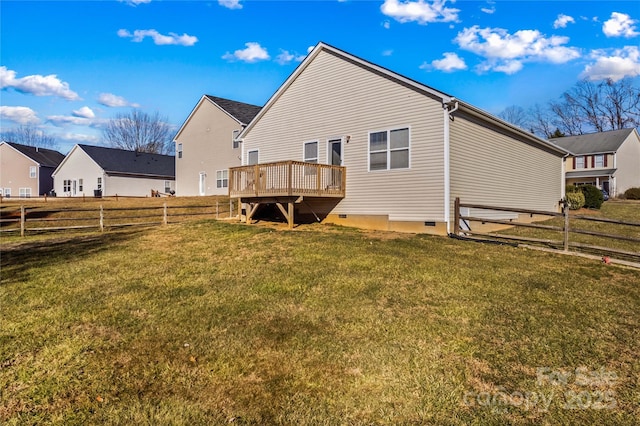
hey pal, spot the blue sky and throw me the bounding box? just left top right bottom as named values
left=1, top=0, right=639, bottom=154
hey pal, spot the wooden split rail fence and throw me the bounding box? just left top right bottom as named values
left=453, top=197, right=640, bottom=263
left=0, top=200, right=239, bottom=237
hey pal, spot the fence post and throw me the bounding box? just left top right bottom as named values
left=563, top=200, right=569, bottom=252
left=100, top=205, right=104, bottom=232
left=216, top=200, right=219, bottom=219
left=20, top=205, right=25, bottom=237
left=163, top=203, right=168, bottom=225
left=453, top=197, right=460, bottom=236
left=229, top=199, right=233, bottom=219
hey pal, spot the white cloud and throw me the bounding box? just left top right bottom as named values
left=427, top=52, right=467, bottom=72
left=275, top=49, right=306, bottom=65
left=383, top=20, right=391, bottom=29
left=481, top=7, right=495, bottom=15
left=454, top=26, right=580, bottom=74
left=98, top=93, right=140, bottom=108
left=0, top=66, right=80, bottom=100
left=119, top=0, right=152, bottom=6
left=72, top=106, right=95, bottom=119
left=380, top=0, right=459, bottom=25
left=554, top=14, right=575, bottom=29
left=118, top=29, right=198, bottom=46
left=218, top=0, right=242, bottom=9
left=58, top=132, right=101, bottom=143
left=222, top=42, right=270, bottom=63
left=602, top=12, right=639, bottom=38
left=0, top=106, right=40, bottom=125
left=581, top=46, right=640, bottom=81
left=47, top=114, right=108, bottom=128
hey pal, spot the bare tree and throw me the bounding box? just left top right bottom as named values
left=497, top=105, right=529, bottom=129
left=102, top=110, right=173, bottom=154
left=0, top=125, right=57, bottom=148
left=548, top=78, right=639, bottom=135
left=528, top=104, right=556, bottom=138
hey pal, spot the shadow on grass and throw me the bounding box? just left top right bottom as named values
left=1, top=230, right=144, bottom=286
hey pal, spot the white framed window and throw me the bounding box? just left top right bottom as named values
left=232, top=130, right=241, bottom=149
left=303, top=141, right=318, bottom=163
left=63, top=179, right=71, bottom=192
left=369, top=127, right=410, bottom=171
left=575, top=156, right=585, bottom=169
left=78, top=179, right=83, bottom=192
left=4, top=188, right=11, bottom=197
left=216, top=170, right=228, bottom=188
left=247, top=149, right=259, bottom=165
left=19, top=188, right=31, bottom=198
left=97, top=177, right=102, bottom=191
left=177, top=143, right=183, bottom=159
left=164, top=181, right=171, bottom=193
left=29, top=166, right=37, bottom=178
left=595, top=154, right=604, bottom=168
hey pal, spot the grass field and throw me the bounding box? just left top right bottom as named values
left=1, top=211, right=639, bottom=424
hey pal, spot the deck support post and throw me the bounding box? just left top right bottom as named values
left=453, top=197, right=460, bottom=236
left=275, top=202, right=295, bottom=229
left=246, top=202, right=261, bottom=224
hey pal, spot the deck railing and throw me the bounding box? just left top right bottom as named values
left=229, top=161, right=346, bottom=198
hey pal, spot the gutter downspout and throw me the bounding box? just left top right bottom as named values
left=443, top=98, right=458, bottom=235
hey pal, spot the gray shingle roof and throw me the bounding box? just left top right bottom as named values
left=549, top=128, right=635, bottom=155
left=4, top=142, right=65, bottom=168
left=79, top=145, right=175, bottom=178
left=204, top=95, right=261, bottom=125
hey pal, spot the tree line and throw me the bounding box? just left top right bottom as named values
left=498, top=78, right=639, bottom=138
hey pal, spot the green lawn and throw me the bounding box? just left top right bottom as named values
left=1, top=219, right=639, bottom=424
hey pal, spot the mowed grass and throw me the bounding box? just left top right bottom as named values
left=1, top=218, right=639, bottom=424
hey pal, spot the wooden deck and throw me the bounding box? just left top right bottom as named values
left=229, top=161, right=346, bottom=228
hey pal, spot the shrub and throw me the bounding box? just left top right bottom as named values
left=565, top=185, right=579, bottom=193
left=623, top=187, right=640, bottom=200
left=579, top=184, right=604, bottom=209
left=565, top=192, right=585, bottom=210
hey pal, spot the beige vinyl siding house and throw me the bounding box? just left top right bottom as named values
left=173, top=95, right=260, bottom=196
left=52, top=144, right=175, bottom=197
left=0, top=142, right=65, bottom=198
left=551, top=128, right=640, bottom=197
left=235, top=43, right=566, bottom=235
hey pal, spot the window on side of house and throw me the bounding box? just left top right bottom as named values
left=216, top=170, right=228, bottom=188
left=165, top=181, right=171, bottom=193
left=232, top=130, right=241, bottom=149
left=177, top=143, right=183, bottom=159
left=595, top=154, right=604, bottom=168
left=63, top=179, right=71, bottom=192
left=303, top=141, right=318, bottom=163
left=369, top=127, right=410, bottom=171
left=19, top=188, right=31, bottom=198
left=97, top=177, right=102, bottom=190
left=29, top=166, right=36, bottom=178
left=575, top=156, right=585, bottom=169
left=4, top=188, right=10, bottom=197
left=247, top=150, right=259, bottom=165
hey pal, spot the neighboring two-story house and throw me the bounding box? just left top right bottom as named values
left=52, top=144, right=175, bottom=197
left=173, top=95, right=261, bottom=196
left=0, top=141, right=65, bottom=198
left=550, top=128, right=640, bottom=197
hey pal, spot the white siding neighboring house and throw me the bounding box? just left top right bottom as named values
left=173, top=95, right=261, bottom=196
left=550, top=128, right=640, bottom=197
left=52, top=144, right=175, bottom=197
left=235, top=42, right=567, bottom=235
